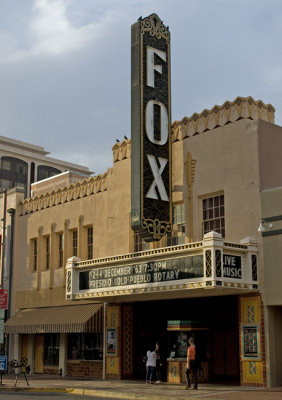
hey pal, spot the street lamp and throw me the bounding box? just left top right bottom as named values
left=0, top=189, right=7, bottom=289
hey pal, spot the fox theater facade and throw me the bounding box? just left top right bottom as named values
left=5, top=14, right=282, bottom=388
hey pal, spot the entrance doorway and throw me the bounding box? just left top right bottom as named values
left=34, top=335, right=44, bottom=373
left=132, top=295, right=239, bottom=383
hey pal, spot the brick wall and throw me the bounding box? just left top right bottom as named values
left=66, top=360, right=103, bottom=378
left=43, top=366, right=59, bottom=375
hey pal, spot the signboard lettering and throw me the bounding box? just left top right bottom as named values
left=79, top=255, right=203, bottom=291
left=131, top=13, right=171, bottom=240
left=223, top=255, right=242, bottom=279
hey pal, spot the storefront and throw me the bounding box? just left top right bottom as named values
left=65, top=231, right=262, bottom=385
left=4, top=304, right=104, bottom=377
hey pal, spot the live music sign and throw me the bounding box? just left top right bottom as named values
left=131, top=13, right=172, bottom=241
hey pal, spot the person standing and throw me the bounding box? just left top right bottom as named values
left=155, top=342, right=163, bottom=383
left=146, top=346, right=157, bottom=384
left=185, top=337, right=198, bottom=390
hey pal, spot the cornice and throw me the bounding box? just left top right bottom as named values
left=171, top=96, right=275, bottom=142
left=19, top=171, right=111, bottom=216
left=112, top=139, right=131, bottom=163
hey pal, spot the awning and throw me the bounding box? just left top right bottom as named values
left=4, top=303, right=103, bottom=334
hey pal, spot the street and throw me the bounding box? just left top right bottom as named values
left=0, top=393, right=121, bottom=400
left=1, top=389, right=282, bottom=400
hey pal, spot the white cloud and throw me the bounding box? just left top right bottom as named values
left=30, top=0, right=95, bottom=55
left=0, top=0, right=123, bottom=65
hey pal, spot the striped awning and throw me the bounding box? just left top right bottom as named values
left=4, top=303, right=103, bottom=334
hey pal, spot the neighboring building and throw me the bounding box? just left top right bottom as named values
left=4, top=96, right=282, bottom=387
left=0, top=136, right=93, bottom=197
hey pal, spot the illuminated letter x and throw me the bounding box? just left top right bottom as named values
left=146, top=155, right=169, bottom=201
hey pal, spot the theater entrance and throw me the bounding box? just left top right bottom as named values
left=132, top=295, right=239, bottom=383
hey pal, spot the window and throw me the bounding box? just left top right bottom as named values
left=72, top=230, right=78, bottom=257
left=0, top=156, right=28, bottom=196
left=67, top=333, right=103, bottom=361
left=58, top=233, right=64, bottom=268
left=30, top=162, right=35, bottom=185
left=37, top=165, right=61, bottom=182
left=87, top=227, right=93, bottom=259
left=45, top=236, right=50, bottom=270
left=134, top=232, right=150, bottom=252
left=203, top=194, right=225, bottom=237
left=32, top=239, right=38, bottom=272
left=167, top=203, right=185, bottom=246
left=44, top=334, right=59, bottom=366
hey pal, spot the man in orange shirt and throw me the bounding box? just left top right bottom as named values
left=185, top=337, right=198, bottom=390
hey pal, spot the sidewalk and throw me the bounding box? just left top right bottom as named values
left=0, top=374, right=282, bottom=399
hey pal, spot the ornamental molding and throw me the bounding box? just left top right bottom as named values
left=112, top=139, right=131, bottom=163
left=141, top=217, right=172, bottom=240
left=19, top=171, right=111, bottom=216
left=71, top=280, right=258, bottom=301
left=140, top=13, right=170, bottom=42
left=171, top=96, right=275, bottom=142
left=113, top=97, right=275, bottom=156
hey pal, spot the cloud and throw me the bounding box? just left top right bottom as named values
left=1, top=0, right=282, bottom=175
left=30, top=0, right=97, bottom=55
left=0, top=0, right=124, bottom=65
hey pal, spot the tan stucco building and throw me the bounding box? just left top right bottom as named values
left=3, top=96, right=282, bottom=387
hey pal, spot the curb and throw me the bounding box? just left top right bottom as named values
left=0, top=386, right=196, bottom=400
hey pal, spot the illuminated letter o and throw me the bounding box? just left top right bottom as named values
left=145, top=100, right=168, bottom=145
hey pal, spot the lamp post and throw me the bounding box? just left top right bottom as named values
left=5, top=208, right=15, bottom=359
left=7, top=208, right=15, bottom=319
left=0, top=189, right=7, bottom=289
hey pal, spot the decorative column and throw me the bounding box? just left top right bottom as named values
left=122, top=304, right=133, bottom=378
left=77, top=215, right=84, bottom=259
left=59, top=333, right=67, bottom=377
left=186, top=152, right=196, bottom=242
left=63, top=219, right=69, bottom=285
left=49, top=223, right=56, bottom=289
left=240, top=237, right=258, bottom=286
left=65, top=256, right=80, bottom=300
left=202, top=231, right=224, bottom=287
left=36, top=227, right=43, bottom=290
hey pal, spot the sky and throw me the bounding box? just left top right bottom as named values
left=0, top=0, right=282, bottom=175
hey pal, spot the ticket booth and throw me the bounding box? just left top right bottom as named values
left=167, top=320, right=210, bottom=384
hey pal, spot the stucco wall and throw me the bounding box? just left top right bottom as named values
left=178, top=118, right=262, bottom=243
left=13, top=157, right=131, bottom=309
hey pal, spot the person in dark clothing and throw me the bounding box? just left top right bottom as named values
left=155, top=342, right=163, bottom=383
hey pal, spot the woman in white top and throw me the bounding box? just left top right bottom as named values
left=146, top=347, right=157, bottom=384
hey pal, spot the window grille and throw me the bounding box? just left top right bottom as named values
left=203, top=195, right=225, bottom=237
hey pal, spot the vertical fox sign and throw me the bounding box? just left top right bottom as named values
left=131, top=14, right=172, bottom=241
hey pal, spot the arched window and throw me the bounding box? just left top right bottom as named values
left=0, top=156, right=28, bottom=195
left=30, top=162, right=35, bottom=184
left=37, top=165, right=61, bottom=182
